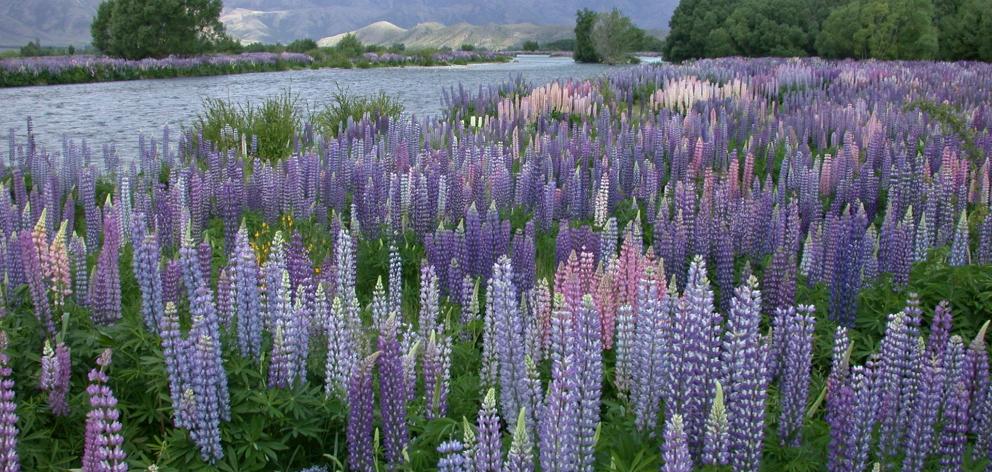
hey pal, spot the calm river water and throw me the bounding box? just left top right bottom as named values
left=1, top=55, right=625, bottom=157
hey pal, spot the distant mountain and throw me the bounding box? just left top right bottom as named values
left=1, top=0, right=675, bottom=47
left=0, top=0, right=101, bottom=47
left=316, top=21, right=575, bottom=50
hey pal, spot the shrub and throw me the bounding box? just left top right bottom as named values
left=312, top=88, right=403, bottom=137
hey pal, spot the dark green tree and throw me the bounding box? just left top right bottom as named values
left=522, top=40, right=540, bottom=52
left=574, top=9, right=600, bottom=63
left=720, top=0, right=817, bottom=56
left=91, top=0, right=225, bottom=59
left=815, top=0, right=938, bottom=60
left=663, top=0, right=736, bottom=62
left=937, top=0, right=992, bottom=60
left=591, top=9, right=642, bottom=64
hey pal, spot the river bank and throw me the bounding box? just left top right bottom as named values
left=0, top=50, right=512, bottom=88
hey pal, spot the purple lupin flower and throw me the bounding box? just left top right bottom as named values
left=268, top=272, right=294, bottom=389
left=347, top=353, right=378, bottom=472
left=132, top=228, right=164, bottom=333
left=939, top=379, right=969, bottom=472
left=0, top=331, right=19, bottom=472
left=977, top=212, right=992, bottom=265
left=572, top=295, right=601, bottom=471
left=722, top=275, right=767, bottom=471
left=504, top=408, right=534, bottom=472
left=539, top=361, right=578, bottom=472
left=683, top=256, right=722, bottom=459
left=614, top=303, right=635, bottom=397
left=778, top=305, right=815, bottom=447
left=491, top=256, right=539, bottom=435
left=232, top=222, right=262, bottom=360
left=437, top=440, right=469, bottom=472
left=88, top=202, right=122, bottom=325
left=661, top=414, right=692, bottom=472
left=964, top=321, right=989, bottom=436
left=702, top=381, right=728, bottom=466
left=388, top=244, right=402, bottom=317
left=159, top=302, right=190, bottom=428
left=631, top=268, right=664, bottom=432
left=39, top=339, right=70, bottom=416
left=423, top=330, right=452, bottom=420
left=82, top=349, right=126, bottom=472
left=902, top=349, right=943, bottom=472
left=876, top=311, right=915, bottom=460
left=475, top=388, right=502, bottom=472
left=378, top=314, right=409, bottom=467
left=20, top=222, right=53, bottom=335
left=948, top=210, right=970, bottom=266
left=189, top=330, right=224, bottom=464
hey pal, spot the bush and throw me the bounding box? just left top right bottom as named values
left=335, top=34, right=365, bottom=58
left=522, top=40, right=540, bottom=51
left=312, top=88, right=403, bottom=137
left=195, top=90, right=301, bottom=161
left=287, top=39, right=318, bottom=53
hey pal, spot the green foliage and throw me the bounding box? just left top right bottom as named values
left=574, top=9, right=600, bottom=63
left=665, top=0, right=972, bottom=61
left=717, top=0, right=818, bottom=57
left=592, top=9, right=648, bottom=64
left=935, top=0, right=992, bottom=61
left=663, top=0, right=736, bottom=62
left=195, top=90, right=301, bottom=162
left=311, top=88, right=404, bottom=137
left=286, top=39, right=319, bottom=54
left=903, top=99, right=983, bottom=164
left=460, top=44, right=476, bottom=52
left=521, top=41, right=539, bottom=52
left=91, top=0, right=226, bottom=59
left=335, top=34, right=365, bottom=58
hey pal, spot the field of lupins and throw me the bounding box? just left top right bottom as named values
left=0, top=57, right=991, bottom=471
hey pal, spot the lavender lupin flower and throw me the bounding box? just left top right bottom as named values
left=722, top=275, right=767, bottom=471
left=572, top=295, right=602, bottom=471
left=538, top=361, right=578, bottom=472
left=661, top=414, right=692, bottom=472
left=159, top=302, right=189, bottom=428
left=424, top=330, right=452, bottom=420
left=347, top=353, right=378, bottom=472
left=189, top=332, right=224, bottom=464
left=438, top=440, right=469, bottom=472
left=948, top=210, right=970, bottom=266
left=232, top=222, right=262, bottom=360
left=631, top=269, right=664, bottom=432
left=504, top=408, right=534, bottom=472
left=778, top=305, right=815, bottom=447
left=39, top=339, right=70, bottom=416
left=0, top=331, right=18, bottom=472
left=475, top=388, right=502, bottom=472
left=702, top=381, right=729, bottom=466
left=902, top=349, right=943, bottom=472
left=82, top=349, right=127, bottom=472
left=939, top=380, right=969, bottom=472
left=378, top=315, right=409, bottom=467
left=324, top=295, right=355, bottom=398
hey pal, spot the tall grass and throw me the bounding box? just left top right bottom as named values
left=312, top=87, right=404, bottom=137
left=195, top=90, right=301, bottom=162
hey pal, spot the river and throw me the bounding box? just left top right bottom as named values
left=1, top=55, right=624, bottom=158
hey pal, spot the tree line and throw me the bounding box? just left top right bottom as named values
left=662, top=0, right=992, bottom=62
